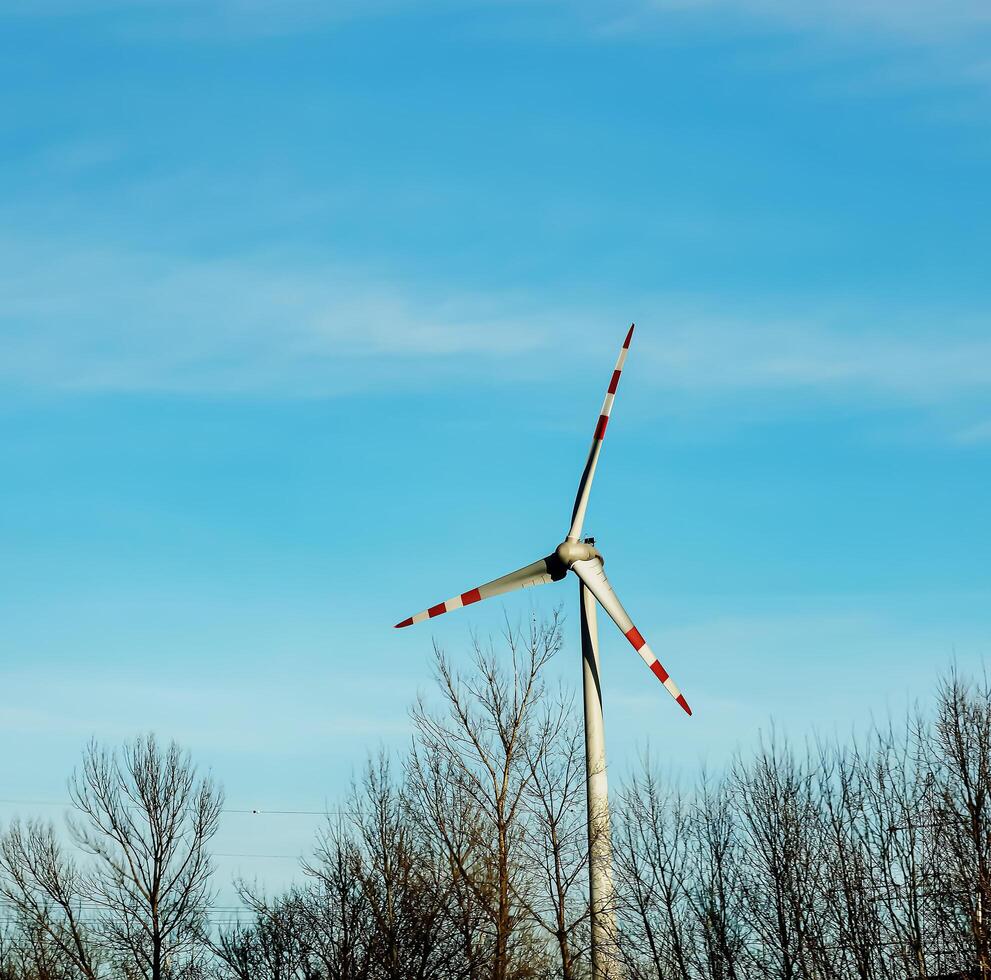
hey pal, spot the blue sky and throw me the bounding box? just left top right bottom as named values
left=1, top=0, right=990, bottom=890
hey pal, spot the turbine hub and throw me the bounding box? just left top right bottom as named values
left=555, top=538, right=601, bottom=569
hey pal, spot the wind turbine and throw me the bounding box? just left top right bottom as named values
left=394, top=324, right=691, bottom=978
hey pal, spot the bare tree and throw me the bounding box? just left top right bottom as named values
left=731, top=735, right=830, bottom=980
left=0, top=819, right=101, bottom=980
left=299, top=824, right=376, bottom=980
left=68, top=734, right=223, bottom=980
left=613, top=766, right=695, bottom=980
left=861, top=712, right=941, bottom=980
left=683, top=776, right=745, bottom=980
left=345, top=752, right=463, bottom=979
left=924, top=670, right=991, bottom=979
left=518, top=694, right=589, bottom=980
left=19, top=661, right=991, bottom=980
left=406, top=746, right=492, bottom=980
left=212, top=889, right=315, bottom=980
left=407, top=614, right=563, bottom=980
left=811, top=740, right=886, bottom=980
left=0, top=916, right=87, bottom=980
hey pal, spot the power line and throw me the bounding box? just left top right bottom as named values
left=214, top=853, right=300, bottom=860
left=0, top=799, right=68, bottom=808
left=0, top=799, right=338, bottom=817
left=221, top=808, right=334, bottom=816
left=0, top=800, right=330, bottom=862
left=0, top=906, right=265, bottom=914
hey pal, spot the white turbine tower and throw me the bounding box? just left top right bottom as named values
left=394, top=324, right=691, bottom=978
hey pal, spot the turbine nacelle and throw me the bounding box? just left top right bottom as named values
left=555, top=538, right=601, bottom=570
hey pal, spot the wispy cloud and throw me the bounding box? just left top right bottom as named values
left=609, top=0, right=991, bottom=40
left=3, top=236, right=990, bottom=413
left=6, top=0, right=990, bottom=40
left=583, top=0, right=991, bottom=108
left=0, top=0, right=404, bottom=37
left=0, top=665, right=415, bottom=755
left=5, top=0, right=991, bottom=112
left=954, top=419, right=991, bottom=444
left=637, top=316, right=991, bottom=401
left=0, top=237, right=549, bottom=396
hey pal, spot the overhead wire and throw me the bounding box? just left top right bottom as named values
left=0, top=799, right=333, bottom=862
left=0, top=799, right=337, bottom=817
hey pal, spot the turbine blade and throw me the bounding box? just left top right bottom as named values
left=571, top=557, right=691, bottom=716
left=394, top=555, right=563, bottom=628
left=567, top=324, right=635, bottom=542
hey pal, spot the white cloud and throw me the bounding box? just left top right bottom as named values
left=4, top=0, right=990, bottom=107
left=0, top=0, right=398, bottom=36
left=5, top=0, right=990, bottom=40
left=2, top=236, right=990, bottom=412
left=0, top=238, right=549, bottom=396
left=0, top=665, right=415, bottom=755
left=611, top=0, right=991, bottom=40
left=637, top=316, right=991, bottom=400
left=954, top=419, right=991, bottom=444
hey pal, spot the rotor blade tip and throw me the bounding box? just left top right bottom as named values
left=624, top=323, right=635, bottom=348
left=676, top=694, right=692, bottom=716
left=395, top=618, right=414, bottom=629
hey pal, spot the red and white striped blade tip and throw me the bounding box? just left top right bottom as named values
left=624, top=323, right=635, bottom=348
left=394, top=618, right=414, bottom=628
left=627, top=626, right=692, bottom=717
left=649, top=660, right=692, bottom=716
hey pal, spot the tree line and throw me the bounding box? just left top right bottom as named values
left=1, top=616, right=989, bottom=980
